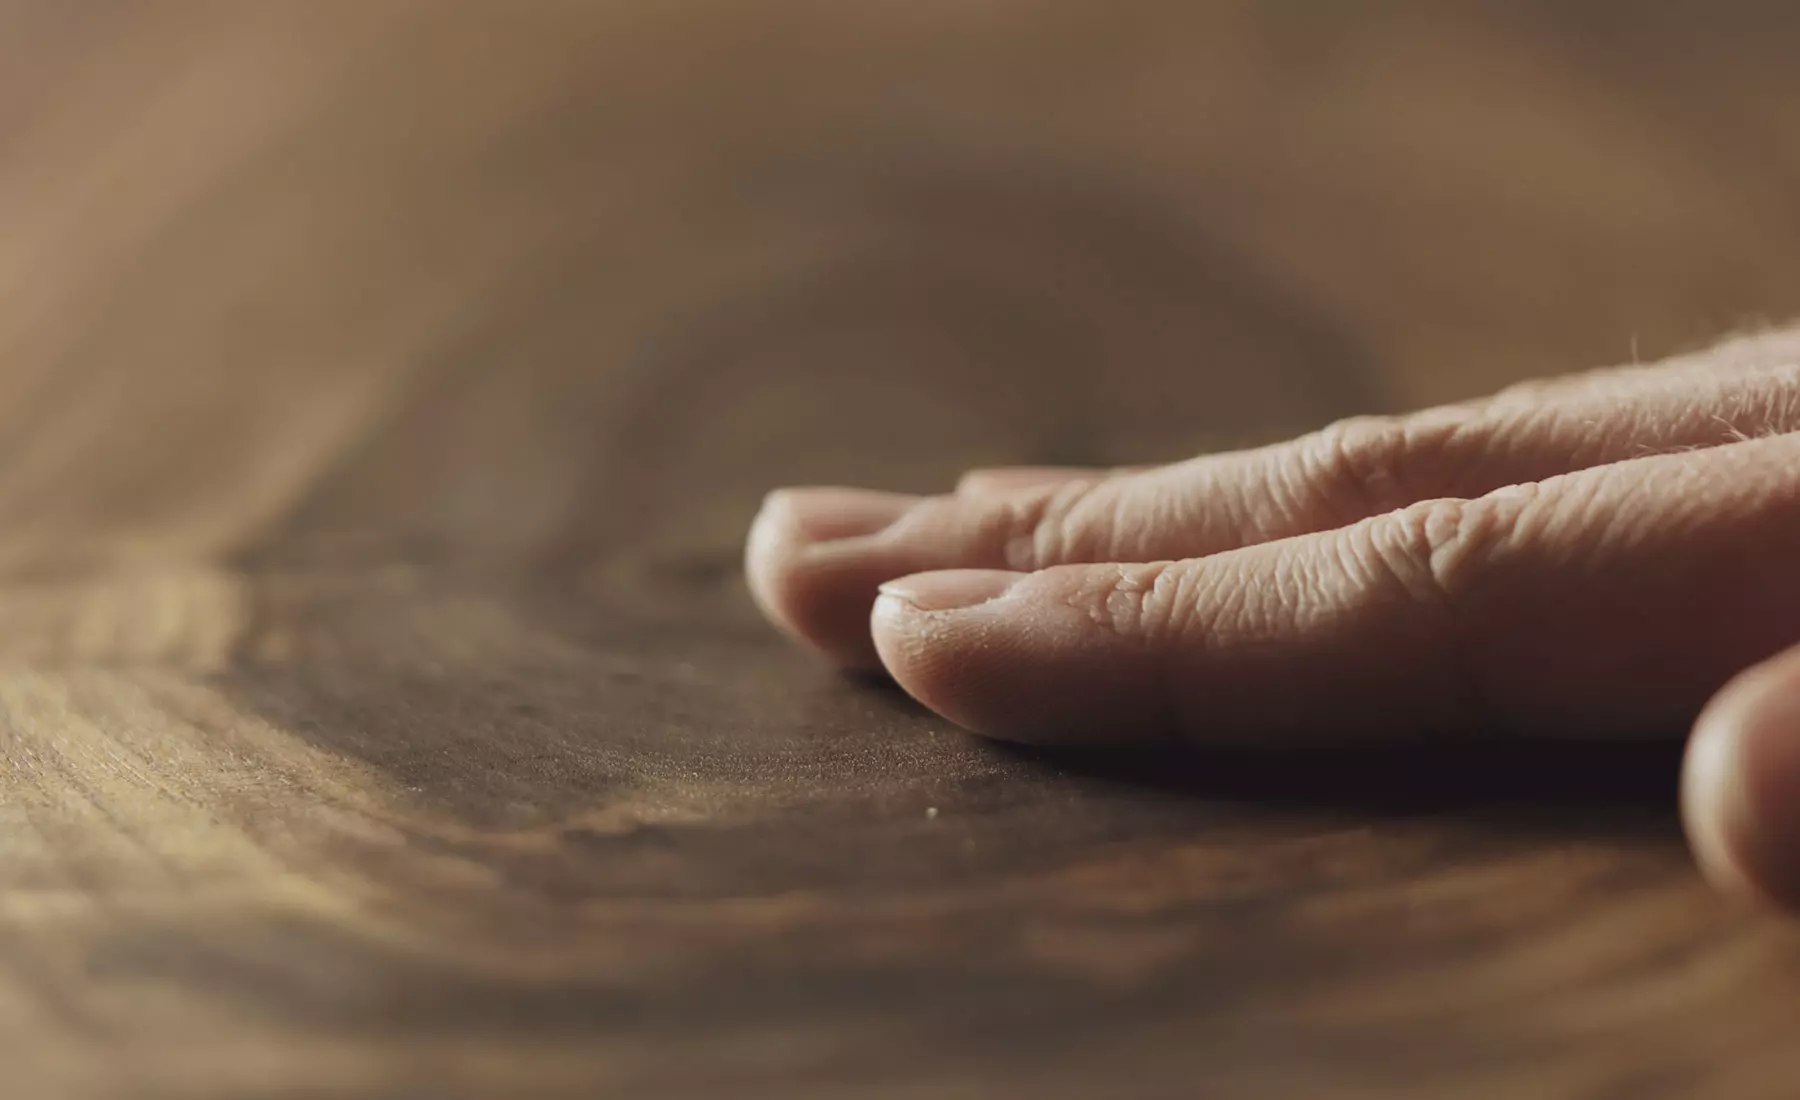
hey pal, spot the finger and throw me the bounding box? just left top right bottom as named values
left=871, top=429, right=1800, bottom=744
left=1683, top=643, right=1800, bottom=912
left=751, top=330, right=1800, bottom=667
left=956, top=465, right=1143, bottom=495
left=745, top=487, right=923, bottom=665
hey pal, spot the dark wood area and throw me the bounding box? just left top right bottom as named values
left=5, top=3, right=1800, bottom=1097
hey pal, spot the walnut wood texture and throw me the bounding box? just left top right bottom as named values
left=4, top=3, right=1800, bottom=1098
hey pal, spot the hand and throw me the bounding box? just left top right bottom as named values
left=745, top=327, right=1800, bottom=914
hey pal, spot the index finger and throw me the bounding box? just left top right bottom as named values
left=871, top=432, right=1800, bottom=744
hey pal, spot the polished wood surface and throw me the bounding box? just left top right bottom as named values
left=5, top=3, right=1800, bottom=1097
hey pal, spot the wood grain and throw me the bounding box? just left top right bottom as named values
left=4, top=3, right=1800, bottom=1097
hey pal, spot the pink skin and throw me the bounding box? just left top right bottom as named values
left=744, top=327, right=1800, bottom=914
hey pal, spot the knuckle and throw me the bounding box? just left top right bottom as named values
left=1063, top=561, right=1185, bottom=643
left=992, top=478, right=1111, bottom=571
left=1368, top=490, right=1526, bottom=611
left=1305, top=415, right=1411, bottom=502
left=1356, top=493, right=1528, bottom=729
left=1298, top=412, right=1466, bottom=518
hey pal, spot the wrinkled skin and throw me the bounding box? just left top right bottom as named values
left=745, top=326, right=1800, bottom=915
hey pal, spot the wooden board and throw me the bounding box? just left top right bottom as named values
left=4, top=3, right=1800, bottom=1097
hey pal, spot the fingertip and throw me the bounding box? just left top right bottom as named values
left=1683, top=651, right=1800, bottom=913
left=871, top=564, right=1173, bottom=745
left=872, top=575, right=1018, bottom=740
left=743, top=491, right=801, bottom=626
left=756, top=486, right=922, bottom=545
left=744, top=487, right=921, bottom=668
left=874, top=567, right=1080, bottom=741
left=1681, top=697, right=1763, bottom=905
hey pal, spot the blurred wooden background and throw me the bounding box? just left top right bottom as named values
left=4, top=2, right=1800, bottom=1097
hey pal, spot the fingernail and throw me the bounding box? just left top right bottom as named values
left=877, top=569, right=1025, bottom=612
left=757, top=487, right=921, bottom=544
